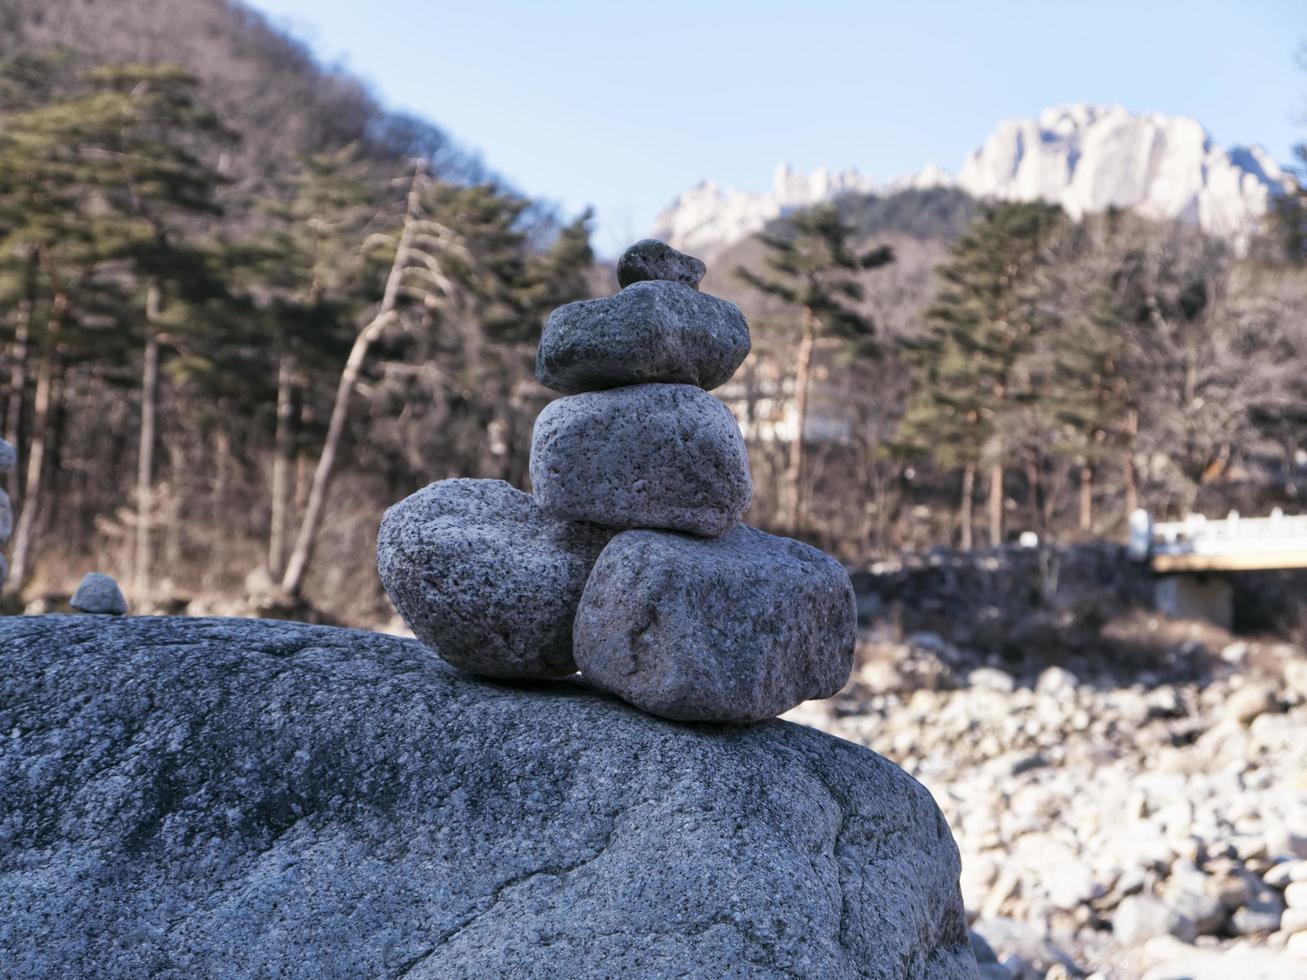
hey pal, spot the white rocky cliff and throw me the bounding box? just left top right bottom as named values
left=652, top=104, right=1291, bottom=254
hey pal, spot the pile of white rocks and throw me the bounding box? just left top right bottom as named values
left=377, top=240, right=857, bottom=723
left=791, top=629, right=1307, bottom=978
left=0, top=437, right=13, bottom=589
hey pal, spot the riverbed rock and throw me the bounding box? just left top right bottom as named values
left=0, top=615, right=978, bottom=979
left=530, top=383, right=751, bottom=537
left=377, top=479, right=610, bottom=679
left=536, top=281, right=749, bottom=394
left=69, top=572, right=127, bottom=615
left=574, top=524, right=856, bottom=722
left=615, top=238, right=706, bottom=290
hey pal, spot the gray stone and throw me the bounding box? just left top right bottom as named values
left=530, top=383, right=751, bottom=537
left=537, top=281, right=750, bottom=394
left=574, top=524, right=856, bottom=723
left=376, top=479, right=610, bottom=679
left=970, top=929, right=999, bottom=963
left=69, top=572, right=127, bottom=615
left=968, top=918, right=1078, bottom=977
left=1232, top=880, right=1284, bottom=934
left=616, top=238, right=706, bottom=290
left=0, top=615, right=978, bottom=979
left=0, top=437, right=14, bottom=471
left=1113, top=894, right=1197, bottom=945
left=0, top=488, right=10, bottom=542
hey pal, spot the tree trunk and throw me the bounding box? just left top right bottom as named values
left=296, top=397, right=314, bottom=512
left=281, top=160, right=426, bottom=599
left=268, top=352, right=295, bottom=575
left=1025, top=454, right=1041, bottom=534
left=1123, top=455, right=1138, bottom=523
left=959, top=463, right=975, bottom=550
left=1078, top=461, right=1093, bottom=535
left=988, top=462, right=1004, bottom=547
left=1123, top=408, right=1139, bottom=526
left=5, top=295, right=65, bottom=596
left=133, top=283, right=162, bottom=604
left=4, top=250, right=36, bottom=499
left=786, top=306, right=817, bottom=534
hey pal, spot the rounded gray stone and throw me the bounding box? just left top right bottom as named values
left=0, top=437, right=14, bottom=472
left=530, top=383, right=752, bottom=537
left=536, top=281, right=750, bottom=394
left=0, top=614, right=977, bottom=979
left=69, top=572, right=128, bottom=615
left=616, top=238, right=706, bottom=290
left=574, top=524, right=857, bottom=723
left=376, top=478, right=610, bottom=679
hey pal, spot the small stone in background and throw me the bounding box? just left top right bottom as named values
left=1224, top=682, right=1279, bottom=725
left=616, top=238, right=706, bottom=290
left=1286, top=881, right=1307, bottom=909
left=1113, top=895, right=1197, bottom=945
left=1231, top=879, right=1284, bottom=935
left=0, top=488, right=11, bottom=542
left=0, top=437, right=14, bottom=471
left=70, top=573, right=128, bottom=615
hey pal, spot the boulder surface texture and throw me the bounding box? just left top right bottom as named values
left=575, top=524, right=858, bottom=722
left=536, top=281, right=749, bottom=394
left=530, top=383, right=752, bottom=537
left=0, top=616, right=977, bottom=980
left=377, top=478, right=610, bottom=679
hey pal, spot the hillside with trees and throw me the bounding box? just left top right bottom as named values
left=713, top=186, right=1307, bottom=560
left=2, top=0, right=1307, bottom=628
left=0, top=0, right=593, bottom=622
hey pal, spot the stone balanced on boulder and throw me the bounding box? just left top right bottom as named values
left=378, top=240, right=857, bottom=723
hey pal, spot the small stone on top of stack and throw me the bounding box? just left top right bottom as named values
left=377, top=240, right=857, bottom=723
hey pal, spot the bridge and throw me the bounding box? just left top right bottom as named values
left=1127, top=508, right=1307, bottom=627
left=1128, top=508, right=1307, bottom=572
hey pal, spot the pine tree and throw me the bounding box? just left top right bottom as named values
left=0, top=58, right=232, bottom=597
left=736, top=203, right=893, bottom=534
left=898, top=201, right=1063, bottom=548
left=242, top=146, right=375, bottom=575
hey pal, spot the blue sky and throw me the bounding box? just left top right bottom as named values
left=248, top=0, right=1304, bottom=255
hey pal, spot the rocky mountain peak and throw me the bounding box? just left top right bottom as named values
left=652, top=104, right=1291, bottom=255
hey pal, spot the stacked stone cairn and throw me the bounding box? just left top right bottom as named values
left=377, top=240, right=857, bottom=723
left=0, top=437, right=13, bottom=590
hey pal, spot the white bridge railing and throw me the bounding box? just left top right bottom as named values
left=1129, top=507, right=1307, bottom=570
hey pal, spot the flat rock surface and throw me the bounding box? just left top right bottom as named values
left=536, top=281, right=749, bottom=394
left=530, top=383, right=752, bottom=537
left=0, top=615, right=976, bottom=980
left=377, top=479, right=610, bottom=679
left=575, top=525, right=857, bottom=722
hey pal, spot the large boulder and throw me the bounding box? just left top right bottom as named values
left=530, top=383, right=752, bottom=537
left=376, top=479, right=610, bottom=679
left=0, top=616, right=977, bottom=979
left=536, top=281, right=750, bottom=394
